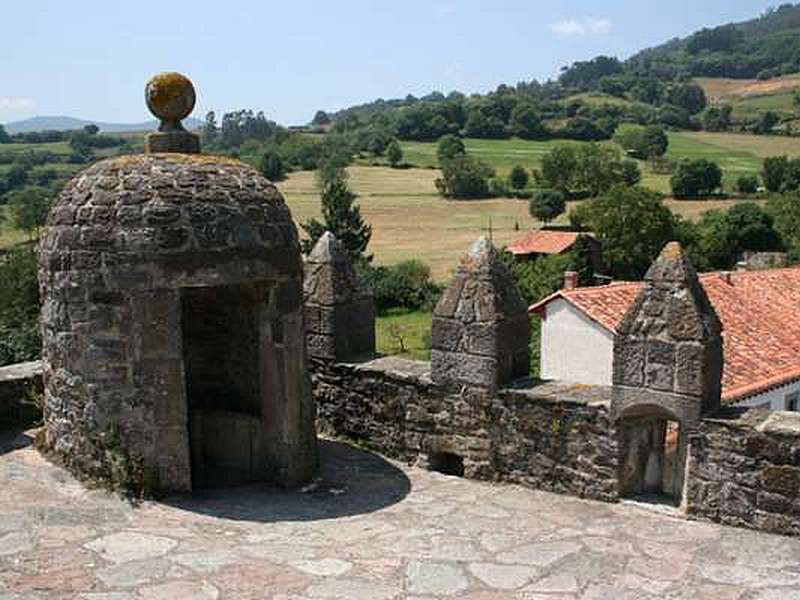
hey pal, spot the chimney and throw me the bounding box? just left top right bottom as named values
left=736, top=261, right=748, bottom=272
left=720, top=271, right=732, bottom=285
left=563, top=271, right=578, bottom=290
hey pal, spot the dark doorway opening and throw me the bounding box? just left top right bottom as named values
left=181, top=284, right=265, bottom=488
left=620, top=416, right=684, bottom=506
left=427, top=451, right=465, bottom=477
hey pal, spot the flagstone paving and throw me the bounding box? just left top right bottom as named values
left=2, top=429, right=800, bottom=599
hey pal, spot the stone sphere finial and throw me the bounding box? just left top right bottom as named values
left=144, top=72, right=200, bottom=154
left=145, top=72, right=196, bottom=132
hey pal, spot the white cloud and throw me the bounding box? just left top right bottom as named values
left=436, top=4, right=454, bottom=17
left=550, top=18, right=612, bottom=36
left=0, top=97, right=35, bottom=112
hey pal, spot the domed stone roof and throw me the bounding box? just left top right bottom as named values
left=41, top=153, right=296, bottom=264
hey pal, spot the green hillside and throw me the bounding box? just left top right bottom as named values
left=629, top=3, right=800, bottom=80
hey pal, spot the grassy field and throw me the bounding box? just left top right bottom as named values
left=661, top=132, right=763, bottom=191
left=395, top=131, right=783, bottom=193
left=376, top=309, right=432, bottom=360
left=278, top=165, right=761, bottom=282
left=1, top=129, right=789, bottom=282
left=695, top=75, right=800, bottom=118
left=398, top=138, right=588, bottom=176
left=0, top=207, right=28, bottom=247
left=279, top=167, right=531, bottom=280
left=0, top=141, right=73, bottom=156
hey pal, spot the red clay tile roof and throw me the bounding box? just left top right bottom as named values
left=530, top=266, right=800, bottom=404
left=507, top=230, right=583, bottom=256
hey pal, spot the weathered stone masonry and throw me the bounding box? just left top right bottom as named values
left=312, top=357, right=619, bottom=501
left=308, top=237, right=800, bottom=536
left=310, top=238, right=619, bottom=501
left=686, top=408, right=800, bottom=536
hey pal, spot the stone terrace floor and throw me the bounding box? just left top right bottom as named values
left=2, top=431, right=800, bottom=600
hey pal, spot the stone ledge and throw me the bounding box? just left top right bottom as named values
left=701, top=406, right=771, bottom=429
left=501, top=379, right=613, bottom=408
left=0, top=361, right=43, bottom=384
left=344, top=355, right=432, bottom=384
left=757, top=411, right=800, bottom=437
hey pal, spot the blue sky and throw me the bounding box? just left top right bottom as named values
left=1, top=1, right=779, bottom=126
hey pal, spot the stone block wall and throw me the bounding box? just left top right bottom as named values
left=311, top=356, right=620, bottom=501
left=685, top=408, right=800, bottom=535
left=311, top=354, right=800, bottom=535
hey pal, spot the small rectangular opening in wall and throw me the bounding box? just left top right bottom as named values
left=181, top=283, right=266, bottom=488
left=428, top=452, right=465, bottom=477
left=620, top=416, right=683, bottom=506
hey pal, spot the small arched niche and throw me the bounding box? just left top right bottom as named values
left=618, top=404, right=687, bottom=505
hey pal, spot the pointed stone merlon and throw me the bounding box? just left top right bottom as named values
left=303, top=232, right=375, bottom=361
left=613, top=242, right=723, bottom=417
left=431, top=238, right=530, bottom=389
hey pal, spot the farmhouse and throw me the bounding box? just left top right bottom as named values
left=530, top=265, right=800, bottom=410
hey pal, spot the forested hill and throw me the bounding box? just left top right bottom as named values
left=628, top=2, right=800, bottom=80
left=311, top=3, right=800, bottom=132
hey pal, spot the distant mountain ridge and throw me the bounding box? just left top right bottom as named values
left=3, top=115, right=203, bottom=134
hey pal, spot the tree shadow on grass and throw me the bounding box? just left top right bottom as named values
left=162, top=439, right=411, bottom=523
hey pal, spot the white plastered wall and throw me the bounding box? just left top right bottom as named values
left=539, top=298, right=614, bottom=386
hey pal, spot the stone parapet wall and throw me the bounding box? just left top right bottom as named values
left=311, top=356, right=620, bottom=501
left=495, top=383, right=618, bottom=501
left=686, top=408, right=800, bottom=535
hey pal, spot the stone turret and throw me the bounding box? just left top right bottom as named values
left=303, top=232, right=375, bottom=362
left=613, top=241, right=723, bottom=417
left=431, top=238, right=530, bottom=389
left=38, top=74, right=317, bottom=492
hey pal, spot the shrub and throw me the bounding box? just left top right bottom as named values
left=762, top=156, right=789, bottom=192
left=360, top=260, right=442, bottom=313
left=0, top=245, right=41, bottom=366
left=695, top=203, right=783, bottom=269
left=6, top=186, right=52, bottom=239
left=386, top=140, right=403, bottom=167
left=509, top=165, right=529, bottom=190
left=529, top=190, right=565, bottom=224
left=258, top=149, right=286, bottom=181
left=621, top=160, right=642, bottom=186
left=761, top=155, right=800, bottom=192
left=670, top=159, right=722, bottom=199
left=736, top=174, right=760, bottom=194
left=436, top=134, right=465, bottom=163
left=613, top=124, right=668, bottom=159
left=435, top=155, right=493, bottom=199
left=489, top=177, right=510, bottom=197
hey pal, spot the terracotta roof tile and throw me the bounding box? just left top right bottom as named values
left=530, top=266, right=800, bottom=404
left=507, top=230, right=582, bottom=256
